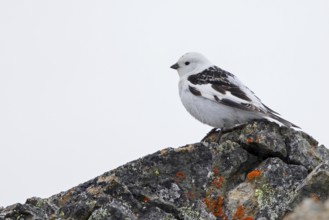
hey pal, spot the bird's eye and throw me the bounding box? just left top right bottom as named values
left=185, top=62, right=190, bottom=65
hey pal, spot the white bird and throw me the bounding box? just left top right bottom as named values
left=170, top=52, right=299, bottom=130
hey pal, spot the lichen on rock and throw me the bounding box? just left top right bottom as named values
left=0, top=120, right=328, bottom=220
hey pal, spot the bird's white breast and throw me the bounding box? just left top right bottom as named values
left=178, top=78, right=263, bottom=128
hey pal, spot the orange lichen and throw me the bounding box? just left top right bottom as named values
left=247, top=136, right=262, bottom=144
left=310, top=193, right=321, bottom=202
left=58, top=189, right=74, bottom=206
left=233, top=205, right=254, bottom=220
left=175, top=171, right=185, bottom=180
left=203, top=166, right=229, bottom=218
left=213, top=166, right=219, bottom=176
left=247, top=170, right=261, bottom=181
left=212, top=176, right=224, bottom=189
left=233, top=206, right=245, bottom=219
left=143, top=196, right=150, bottom=203
left=203, top=196, right=227, bottom=219
left=246, top=138, right=254, bottom=144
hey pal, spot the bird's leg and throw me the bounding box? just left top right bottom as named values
left=221, top=123, right=246, bottom=133
left=201, top=123, right=248, bottom=143
left=201, top=128, right=222, bottom=143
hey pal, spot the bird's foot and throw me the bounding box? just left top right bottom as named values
left=201, top=128, right=222, bottom=143
left=221, top=123, right=246, bottom=133
left=201, top=124, right=248, bottom=143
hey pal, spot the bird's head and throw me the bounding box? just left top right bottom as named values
left=170, top=52, right=212, bottom=77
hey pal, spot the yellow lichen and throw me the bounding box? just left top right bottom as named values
left=154, top=169, right=160, bottom=176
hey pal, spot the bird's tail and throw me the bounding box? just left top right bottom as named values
left=265, top=113, right=300, bottom=129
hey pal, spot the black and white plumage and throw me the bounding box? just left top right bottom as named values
left=170, top=52, right=299, bottom=129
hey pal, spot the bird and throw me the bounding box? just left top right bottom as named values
left=170, top=52, right=299, bottom=131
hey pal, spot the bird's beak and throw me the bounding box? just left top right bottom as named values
left=170, top=63, right=179, bottom=70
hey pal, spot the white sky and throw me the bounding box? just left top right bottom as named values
left=1, top=1, right=328, bottom=206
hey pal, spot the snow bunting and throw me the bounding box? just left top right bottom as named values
left=170, top=52, right=299, bottom=129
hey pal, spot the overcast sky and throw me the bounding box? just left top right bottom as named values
left=1, top=1, right=329, bottom=206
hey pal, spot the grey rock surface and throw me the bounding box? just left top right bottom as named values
left=0, top=120, right=328, bottom=220
left=283, top=198, right=329, bottom=220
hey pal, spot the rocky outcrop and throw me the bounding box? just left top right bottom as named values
left=1, top=120, right=328, bottom=220
left=283, top=198, right=329, bottom=220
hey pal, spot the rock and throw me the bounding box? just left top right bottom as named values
left=0, top=120, right=328, bottom=220
left=283, top=198, right=329, bottom=220
left=292, top=162, right=329, bottom=204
